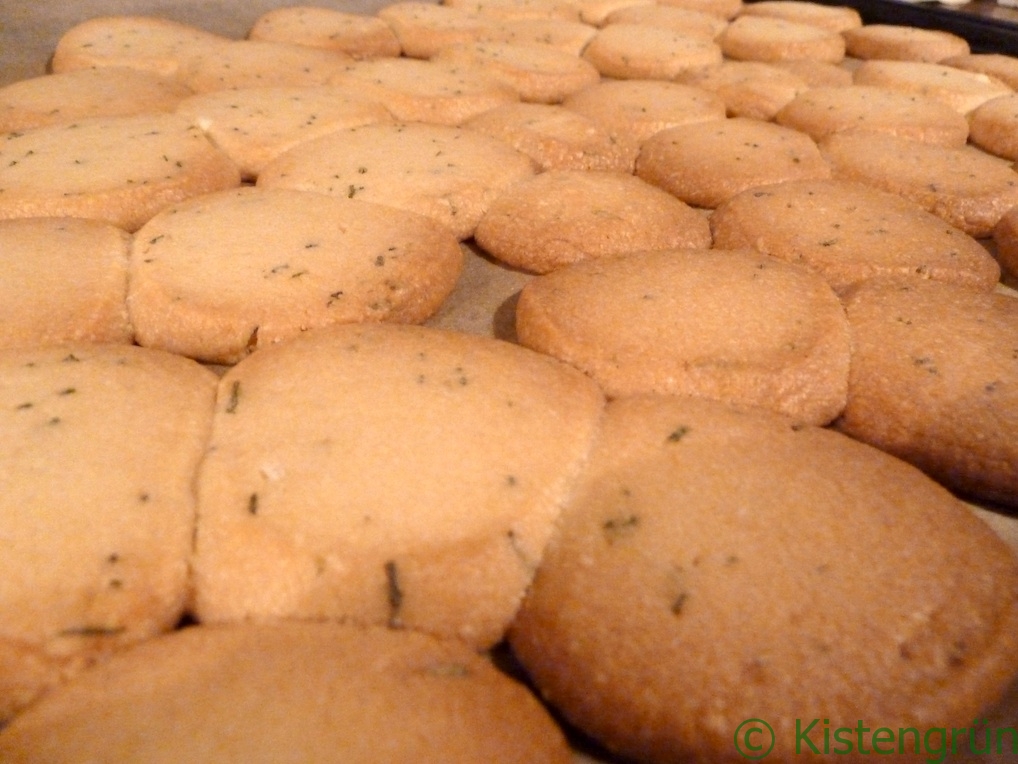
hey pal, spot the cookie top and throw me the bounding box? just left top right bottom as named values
left=191, top=323, right=604, bottom=648
left=658, top=0, right=744, bottom=19
left=967, top=94, right=1018, bottom=161
left=994, top=205, right=1018, bottom=279
left=603, top=4, right=728, bottom=41
left=128, top=187, right=464, bottom=364
left=737, top=0, right=862, bottom=32
left=445, top=0, right=583, bottom=20
left=718, top=14, right=846, bottom=63
left=581, top=23, right=723, bottom=80
left=0, top=622, right=574, bottom=764
left=675, top=59, right=810, bottom=120
left=516, top=247, right=851, bottom=423
left=473, top=169, right=712, bottom=273
left=853, top=59, right=1013, bottom=115
left=509, top=394, right=1018, bottom=763
left=377, top=1, right=502, bottom=58
left=942, top=52, right=1018, bottom=90
left=710, top=179, right=1001, bottom=293
left=635, top=116, right=831, bottom=209
left=0, top=114, right=241, bottom=232
left=843, top=23, right=970, bottom=62
left=0, top=344, right=217, bottom=720
left=837, top=278, right=1018, bottom=507
left=0, top=218, right=133, bottom=351
left=257, top=122, right=536, bottom=240
left=487, top=17, right=598, bottom=55
left=247, top=6, right=402, bottom=58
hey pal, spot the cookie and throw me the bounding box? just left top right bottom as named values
left=0, top=344, right=217, bottom=722
left=191, top=323, right=605, bottom=649
left=515, top=247, right=851, bottom=424
left=488, top=17, right=598, bottom=55
left=820, top=130, right=1018, bottom=238
left=0, top=622, right=574, bottom=764
left=257, top=122, right=536, bottom=240
left=463, top=102, right=637, bottom=172
left=853, top=59, right=1013, bottom=115
left=603, top=4, right=728, bottom=41
left=942, top=52, right=1018, bottom=90
left=0, top=114, right=241, bottom=232
left=327, top=57, right=520, bottom=126
left=0, top=67, right=191, bottom=133
left=659, top=0, right=743, bottom=18
left=635, top=116, right=831, bottom=209
left=473, top=169, right=712, bottom=273
left=675, top=60, right=810, bottom=121
left=968, top=93, right=1018, bottom=161
left=710, top=179, right=1002, bottom=293
left=574, top=0, right=658, bottom=26
left=774, top=84, right=970, bottom=147
left=128, top=187, right=464, bottom=365
left=445, top=0, right=583, bottom=20
left=509, top=394, right=1018, bottom=763
left=994, top=205, right=1018, bottom=278
left=377, top=1, right=501, bottom=58
left=771, top=58, right=853, bottom=87
left=737, top=0, right=862, bottom=33
left=719, top=14, right=846, bottom=63
left=247, top=6, right=402, bottom=58
left=836, top=278, right=1018, bottom=507
left=581, top=23, right=723, bottom=80
left=0, top=218, right=133, bottom=351
left=431, top=40, right=600, bottom=104
left=843, top=23, right=970, bottom=62
left=176, top=86, right=393, bottom=180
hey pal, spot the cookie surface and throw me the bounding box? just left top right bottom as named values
left=994, top=205, right=1018, bottom=278
left=581, top=23, right=723, bottom=80
left=738, top=0, right=862, bottom=32
left=718, top=14, right=846, bottom=63
left=247, top=6, right=402, bottom=58
left=128, top=187, right=464, bottom=364
left=843, top=23, right=970, bottom=62
left=377, top=1, right=501, bottom=58
left=852, top=59, right=1013, bottom=115
left=473, top=170, right=712, bottom=273
left=515, top=248, right=851, bottom=424
left=942, top=52, right=1018, bottom=90
left=968, top=93, right=1018, bottom=161
left=675, top=60, right=810, bottom=120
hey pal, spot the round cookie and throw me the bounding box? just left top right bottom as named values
left=509, top=394, right=1018, bottom=764
left=0, top=622, right=574, bottom=764
left=994, top=205, right=1018, bottom=278
left=515, top=247, right=851, bottom=424
left=0, top=217, right=133, bottom=351
left=473, top=170, right=712, bottom=273
left=0, top=343, right=217, bottom=722
left=247, top=6, right=402, bottom=58
left=191, top=323, right=605, bottom=649
left=0, top=114, right=241, bottom=232
left=603, top=4, right=728, bottom=41
left=719, top=14, right=846, bottom=63
left=843, top=23, right=970, bottom=62
left=128, top=187, right=464, bottom=365
left=574, top=0, right=659, bottom=26
left=853, top=59, right=1013, bottom=115
left=837, top=278, right=1018, bottom=508
left=968, top=93, right=1018, bottom=161
left=445, top=0, right=583, bottom=21
left=581, top=23, right=723, bottom=80
left=488, top=17, right=598, bottom=55
left=635, top=116, right=831, bottom=209
left=710, top=179, right=1001, bottom=293
left=377, top=1, right=501, bottom=58
left=257, top=122, right=537, bottom=241
left=771, top=57, right=853, bottom=87
left=942, top=52, right=1018, bottom=90
left=774, top=84, right=970, bottom=147
left=737, top=0, right=862, bottom=33
left=0, top=67, right=191, bottom=133
left=327, top=57, right=520, bottom=126
left=659, top=0, right=744, bottom=20
left=176, top=86, right=393, bottom=181
left=675, top=60, right=810, bottom=121
left=820, top=130, right=1018, bottom=238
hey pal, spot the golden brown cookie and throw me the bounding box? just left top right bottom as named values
left=473, top=169, right=712, bottom=273
left=675, top=60, right=810, bottom=120
left=994, top=205, right=1018, bottom=278
left=942, top=52, right=1018, bottom=90
left=968, top=93, right=1018, bottom=161
left=445, top=0, right=583, bottom=20
left=719, top=14, right=846, bottom=63
left=488, top=17, right=599, bottom=55
left=377, top=1, right=501, bottom=58
left=659, top=0, right=744, bottom=20
left=770, top=57, right=853, bottom=87
left=738, top=0, right=862, bottom=32
left=247, top=6, right=402, bottom=58
left=515, top=247, right=851, bottom=424
left=581, top=23, right=723, bottom=80
left=853, top=59, right=1013, bottom=115
left=843, top=23, right=970, bottom=62
left=603, top=3, right=728, bottom=41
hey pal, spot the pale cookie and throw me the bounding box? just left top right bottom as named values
left=658, top=0, right=744, bottom=19
left=377, top=1, right=501, bottom=58
left=327, top=57, right=519, bottom=126
left=738, top=0, right=862, bottom=32
left=445, top=0, right=583, bottom=21
left=0, top=114, right=241, bottom=232
left=574, top=0, right=657, bottom=26
left=993, top=206, right=1018, bottom=278
left=774, top=84, right=970, bottom=147
left=176, top=86, right=393, bottom=180
left=967, top=93, right=1018, bottom=161
left=473, top=169, right=712, bottom=273
left=258, top=122, right=536, bottom=240
left=635, top=117, right=830, bottom=209
left=176, top=40, right=353, bottom=93
left=581, top=23, right=723, bottom=80
left=463, top=102, right=636, bottom=172
left=191, top=323, right=604, bottom=648
left=509, top=394, right=1018, bottom=763
left=0, top=344, right=217, bottom=722
left=516, top=248, right=851, bottom=424
left=710, top=179, right=1001, bottom=293
left=603, top=4, right=728, bottom=42
left=675, top=60, right=810, bottom=120
left=820, top=131, right=1018, bottom=238
left=128, top=187, right=464, bottom=365
left=771, top=58, right=853, bottom=87
left=942, top=52, right=1018, bottom=90
left=0, top=218, right=133, bottom=351
left=562, top=78, right=726, bottom=149
left=837, top=278, right=1018, bottom=507
left=50, top=15, right=228, bottom=78
left=843, top=23, right=970, bottom=62
left=431, top=40, right=600, bottom=104
left=719, top=14, right=846, bottom=63
left=248, top=6, right=401, bottom=58
left=0, top=67, right=191, bottom=133
left=853, top=59, right=1013, bottom=115
left=0, top=623, right=574, bottom=764
left=488, top=18, right=598, bottom=55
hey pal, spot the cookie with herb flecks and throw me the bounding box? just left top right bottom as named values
left=718, top=14, right=845, bottom=63
left=377, top=1, right=502, bottom=58
left=0, top=343, right=217, bottom=723
left=191, top=323, right=604, bottom=649
left=968, top=93, right=1018, bottom=162
left=509, top=394, right=1018, bottom=763
left=994, top=205, right=1018, bottom=278
left=247, top=6, right=402, bottom=58
left=836, top=278, right=1018, bottom=507
left=843, top=23, right=969, bottom=62
left=674, top=60, right=810, bottom=121
left=852, top=60, right=1012, bottom=116
left=581, top=23, right=723, bottom=80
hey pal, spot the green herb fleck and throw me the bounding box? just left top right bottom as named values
left=384, top=560, right=403, bottom=628
left=666, top=426, right=690, bottom=443
left=247, top=493, right=259, bottom=515
left=603, top=514, right=640, bottom=543
left=671, top=592, right=689, bottom=616
left=225, top=380, right=242, bottom=413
